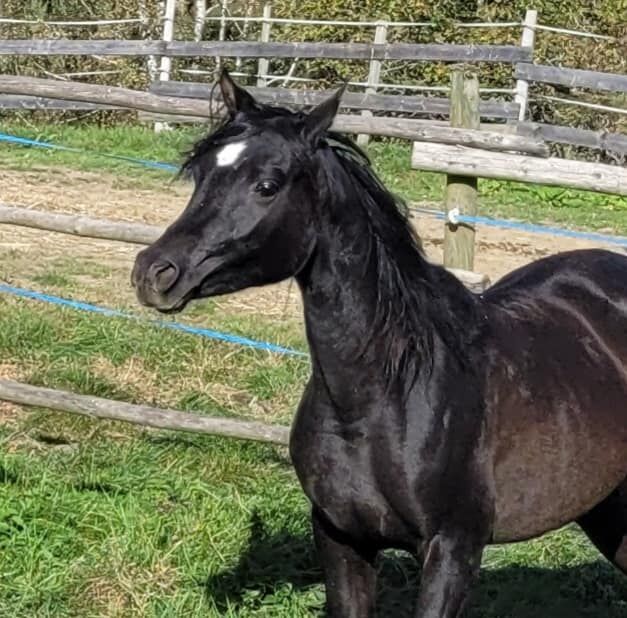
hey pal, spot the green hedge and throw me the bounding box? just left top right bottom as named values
left=1, top=0, right=625, bottom=138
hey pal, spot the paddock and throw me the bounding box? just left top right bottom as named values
left=0, top=3, right=626, bottom=616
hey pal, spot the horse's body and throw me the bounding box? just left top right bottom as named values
left=486, top=254, right=627, bottom=542
left=132, top=71, right=627, bottom=616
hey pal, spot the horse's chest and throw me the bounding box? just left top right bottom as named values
left=291, top=428, right=414, bottom=546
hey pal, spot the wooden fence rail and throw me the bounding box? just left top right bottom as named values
left=0, top=379, right=290, bottom=446
left=411, top=142, right=627, bottom=195
left=0, top=40, right=532, bottom=62
left=0, top=203, right=491, bottom=291
left=0, top=76, right=547, bottom=155
left=4, top=93, right=620, bottom=157
left=0, top=75, right=213, bottom=117
left=0, top=95, right=119, bottom=111
left=516, top=122, right=627, bottom=157
left=0, top=203, right=162, bottom=245
left=515, top=63, right=627, bottom=94
left=150, top=80, right=520, bottom=119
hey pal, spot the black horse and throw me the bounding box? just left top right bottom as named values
left=132, top=70, right=627, bottom=617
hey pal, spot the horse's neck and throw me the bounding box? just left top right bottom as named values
left=296, top=208, right=422, bottom=415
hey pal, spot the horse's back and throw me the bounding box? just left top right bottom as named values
left=485, top=248, right=627, bottom=368
left=481, top=249, right=627, bottom=543
left=486, top=248, right=627, bottom=302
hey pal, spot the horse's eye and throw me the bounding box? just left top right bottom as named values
left=255, top=179, right=280, bottom=198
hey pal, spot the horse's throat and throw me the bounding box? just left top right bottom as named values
left=297, top=238, right=404, bottom=412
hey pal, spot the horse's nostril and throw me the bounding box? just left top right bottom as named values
left=150, top=260, right=180, bottom=294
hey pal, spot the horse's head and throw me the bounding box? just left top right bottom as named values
left=132, top=69, right=343, bottom=313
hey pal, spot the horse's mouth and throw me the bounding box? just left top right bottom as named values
left=133, top=259, right=228, bottom=315
left=136, top=290, right=193, bottom=315
left=155, top=300, right=188, bottom=315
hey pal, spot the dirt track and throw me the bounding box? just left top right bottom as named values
left=0, top=166, right=623, bottom=319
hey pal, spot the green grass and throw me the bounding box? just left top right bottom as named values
left=0, top=297, right=625, bottom=616
left=1, top=120, right=626, bottom=614
left=0, top=296, right=308, bottom=423
left=2, top=427, right=625, bottom=618
left=1, top=120, right=626, bottom=234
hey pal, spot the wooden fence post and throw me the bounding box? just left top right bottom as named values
left=257, top=3, right=272, bottom=87
left=155, top=0, right=176, bottom=132
left=193, top=0, right=206, bottom=42
left=214, top=0, right=228, bottom=80
left=514, top=9, right=538, bottom=122
left=443, top=64, right=479, bottom=271
left=357, top=20, right=388, bottom=147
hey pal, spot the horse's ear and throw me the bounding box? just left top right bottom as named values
left=218, top=68, right=257, bottom=117
left=303, top=83, right=345, bottom=143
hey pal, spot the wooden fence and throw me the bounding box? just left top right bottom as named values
left=2, top=75, right=624, bottom=194
left=0, top=37, right=527, bottom=127
left=0, top=7, right=625, bottom=442
left=0, top=39, right=532, bottom=62
left=2, top=35, right=625, bottom=157
left=1, top=6, right=625, bottom=154
left=0, top=76, right=548, bottom=154
left=0, top=196, right=489, bottom=440
left=0, top=379, right=291, bottom=446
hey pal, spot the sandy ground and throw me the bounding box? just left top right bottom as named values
left=0, top=165, right=623, bottom=320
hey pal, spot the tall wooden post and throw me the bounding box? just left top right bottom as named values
left=357, top=20, right=387, bottom=147
left=257, top=3, right=273, bottom=87
left=443, top=64, right=479, bottom=270
left=154, top=0, right=176, bottom=133
left=514, top=9, right=538, bottom=122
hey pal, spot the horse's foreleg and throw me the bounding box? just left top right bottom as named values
left=312, top=508, right=378, bottom=618
left=414, top=531, right=486, bottom=618
left=577, top=478, right=627, bottom=574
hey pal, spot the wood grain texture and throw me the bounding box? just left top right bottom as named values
left=0, top=77, right=544, bottom=153
left=150, top=79, right=520, bottom=119
left=517, top=122, right=627, bottom=156
left=0, top=379, right=291, bottom=445
left=0, top=203, right=162, bottom=245
left=515, top=63, right=627, bottom=94
left=411, top=142, right=627, bottom=195
left=444, top=67, right=480, bottom=271
left=0, top=39, right=532, bottom=63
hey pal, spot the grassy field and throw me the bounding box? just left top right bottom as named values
left=0, top=120, right=626, bottom=616
left=1, top=296, right=626, bottom=617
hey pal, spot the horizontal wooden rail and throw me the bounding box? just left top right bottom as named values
left=411, top=143, right=627, bottom=195
left=0, top=77, right=544, bottom=154
left=0, top=95, right=120, bottom=111
left=151, top=80, right=521, bottom=120
left=0, top=204, right=490, bottom=290
left=0, top=75, right=213, bottom=117
left=334, top=116, right=547, bottom=155
left=0, top=379, right=290, bottom=445
left=0, top=204, right=162, bottom=244
left=0, top=39, right=532, bottom=62
left=517, top=122, right=627, bottom=156
left=515, top=63, right=627, bottom=94
left=138, top=110, right=512, bottom=133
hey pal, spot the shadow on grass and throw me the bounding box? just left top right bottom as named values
left=204, top=512, right=627, bottom=617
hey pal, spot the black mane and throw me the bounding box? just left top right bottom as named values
left=317, top=131, right=480, bottom=386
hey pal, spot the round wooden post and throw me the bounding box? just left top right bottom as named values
left=443, top=64, right=479, bottom=271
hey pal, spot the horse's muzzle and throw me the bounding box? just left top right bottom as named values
left=132, top=248, right=185, bottom=313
